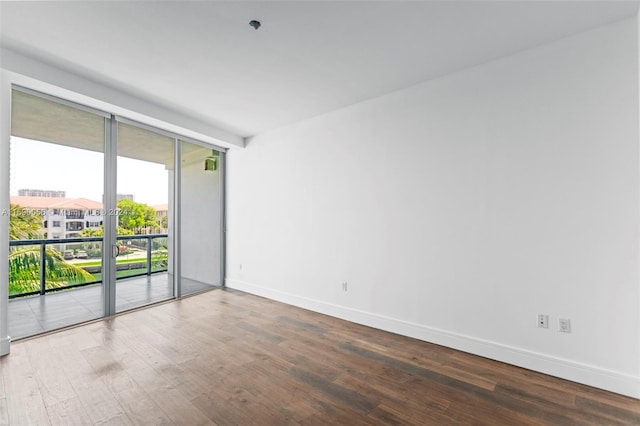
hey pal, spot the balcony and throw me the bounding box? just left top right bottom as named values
left=7, top=234, right=182, bottom=339
left=65, top=223, right=84, bottom=232
left=9, top=234, right=169, bottom=298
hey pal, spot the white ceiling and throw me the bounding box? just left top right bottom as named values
left=1, top=1, right=638, bottom=138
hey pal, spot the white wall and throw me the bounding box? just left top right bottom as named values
left=180, top=152, right=222, bottom=286
left=226, top=17, right=640, bottom=397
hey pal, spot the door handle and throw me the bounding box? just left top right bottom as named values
left=112, top=245, right=119, bottom=258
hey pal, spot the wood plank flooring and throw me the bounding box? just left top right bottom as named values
left=0, top=288, right=638, bottom=425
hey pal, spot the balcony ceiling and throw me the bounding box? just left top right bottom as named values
left=1, top=1, right=639, bottom=138
left=11, top=89, right=209, bottom=167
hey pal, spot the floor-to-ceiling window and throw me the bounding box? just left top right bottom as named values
left=7, top=87, right=225, bottom=339
left=8, top=88, right=107, bottom=337
left=115, top=121, right=175, bottom=312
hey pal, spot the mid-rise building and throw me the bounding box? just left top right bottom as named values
left=10, top=196, right=104, bottom=239
left=17, top=188, right=66, bottom=198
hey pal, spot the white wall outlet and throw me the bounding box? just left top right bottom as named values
left=537, top=314, right=549, bottom=328
left=239, top=264, right=243, bottom=271
left=558, top=318, right=571, bottom=333
left=342, top=281, right=348, bottom=291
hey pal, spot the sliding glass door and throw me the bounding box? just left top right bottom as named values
left=8, top=88, right=107, bottom=337
left=8, top=87, right=226, bottom=339
left=115, top=121, right=175, bottom=312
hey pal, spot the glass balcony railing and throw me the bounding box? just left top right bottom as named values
left=8, top=234, right=169, bottom=299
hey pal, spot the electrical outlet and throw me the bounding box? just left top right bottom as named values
left=239, top=264, right=243, bottom=271
left=342, top=282, right=348, bottom=291
left=537, top=314, right=549, bottom=328
left=558, top=318, right=571, bottom=333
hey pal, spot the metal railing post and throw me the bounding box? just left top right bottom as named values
left=146, top=236, right=152, bottom=276
left=39, top=242, right=46, bottom=295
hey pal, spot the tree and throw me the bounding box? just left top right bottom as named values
left=80, top=225, right=134, bottom=237
left=9, top=204, right=43, bottom=240
left=116, top=199, right=158, bottom=233
left=9, top=247, right=95, bottom=296
left=8, top=205, right=94, bottom=297
left=80, top=225, right=134, bottom=253
left=159, top=215, right=168, bottom=230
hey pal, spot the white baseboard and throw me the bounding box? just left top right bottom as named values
left=0, top=336, right=10, bottom=356
left=226, top=278, right=640, bottom=399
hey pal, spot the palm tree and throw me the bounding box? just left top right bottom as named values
left=9, top=204, right=95, bottom=296
left=9, top=246, right=95, bottom=296
left=9, top=203, right=42, bottom=240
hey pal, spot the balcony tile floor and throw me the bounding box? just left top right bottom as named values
left=8, top=273, right=218, bottom=339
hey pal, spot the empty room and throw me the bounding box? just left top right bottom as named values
left=0, top=1, right=639, bottom=424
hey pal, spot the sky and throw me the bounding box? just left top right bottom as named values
left=10, top=137, right=169, bottom=206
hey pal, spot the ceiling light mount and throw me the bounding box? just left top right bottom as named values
left=249, top=20, right=261, bottom=30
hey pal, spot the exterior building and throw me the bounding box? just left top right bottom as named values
left=152, top=203, right=168, bottom=233
left=18, top=189, right=65, bottom=198
left=10, top=196, right=104, bottom=239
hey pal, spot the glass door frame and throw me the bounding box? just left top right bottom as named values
left=103, top=115, right=117, bottom=316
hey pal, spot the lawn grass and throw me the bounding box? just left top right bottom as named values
left=74, top=257, right=153, bottom=267
left=86, top=268, right=152, bottom=283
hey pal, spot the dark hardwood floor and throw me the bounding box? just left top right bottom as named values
left=0, top=288, right=638, bottom=425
